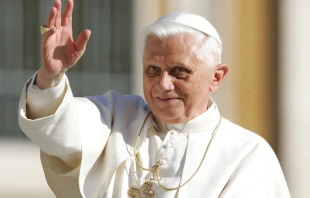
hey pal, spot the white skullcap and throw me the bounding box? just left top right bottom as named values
left=154, top=12, right=222, bottom=46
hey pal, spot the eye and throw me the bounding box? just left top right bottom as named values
left=171, top=66, right=189, bottom=78
left=149, top=66, right=158, bottom=71
left=174, top=67, right=187, bottom=73
left=146, top=65, right=160, bottom=76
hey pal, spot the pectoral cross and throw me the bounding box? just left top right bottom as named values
left=128, top=181, right=156, bottom=198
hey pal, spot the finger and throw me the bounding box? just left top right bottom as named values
left=75, top=29, right=91, bottom=55
left=62, top=0, right=74, bottom=27
left=54, top=0, right=62, bottom=28
left=41, top=27, right=57, bottom=43
left=45, top=7, right=57, bottom=28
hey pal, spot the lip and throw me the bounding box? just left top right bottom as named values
left=156, top=97, right=181, bottom=102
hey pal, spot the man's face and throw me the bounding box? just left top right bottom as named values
left=143, top=34, right=217, bottom=124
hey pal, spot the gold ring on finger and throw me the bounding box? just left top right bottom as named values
left=40, top=25, right=50, bottom=35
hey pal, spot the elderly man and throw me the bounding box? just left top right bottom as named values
left=18, top=0, right=290, bottom=197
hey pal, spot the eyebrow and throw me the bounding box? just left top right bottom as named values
left=144, top=59, right=191, bottom=67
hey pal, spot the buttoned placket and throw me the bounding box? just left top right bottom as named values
left=137, top=127, right=189, bottom=196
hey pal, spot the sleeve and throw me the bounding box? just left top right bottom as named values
left=18, top=73, right=125, bottom=197
left=18, top=73, right=82, bottom=169
left=219, top=140, right=291, bottom=198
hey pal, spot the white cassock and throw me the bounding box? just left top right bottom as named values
left=19, top=74, right=291, bottom=198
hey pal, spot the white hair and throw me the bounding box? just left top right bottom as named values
left=142, top=21, right=222, bottom=68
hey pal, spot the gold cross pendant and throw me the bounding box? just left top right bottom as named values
left=128, top=181, right=156, bottom=198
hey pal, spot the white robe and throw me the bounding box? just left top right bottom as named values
left=18, top=74, right=291, bottom=198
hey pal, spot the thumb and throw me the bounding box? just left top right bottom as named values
left=75, top=29, right=91, bottom=55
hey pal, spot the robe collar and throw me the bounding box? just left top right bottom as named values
left=132, top=97, right=221, bottom=156
left=152, top=97, right=220, bottom=135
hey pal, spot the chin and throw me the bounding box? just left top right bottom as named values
left=153, top=109, right=183, bottom=124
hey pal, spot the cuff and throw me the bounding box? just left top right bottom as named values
left=26, top=72, right=67, bottom=119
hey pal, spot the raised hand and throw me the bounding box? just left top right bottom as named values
left=36, top=0, right=91, bottom=89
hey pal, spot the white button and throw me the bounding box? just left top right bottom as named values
left=171, top=131, right=178, bottom=136
left=165, top=142, right=173, bottom=148
left=158, top=158, right=167, bottom=165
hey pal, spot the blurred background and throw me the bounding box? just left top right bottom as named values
left=0, top=0, right=309, bottom=197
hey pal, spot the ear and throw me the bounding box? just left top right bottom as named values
left=210, top=64, right=229, bottom=92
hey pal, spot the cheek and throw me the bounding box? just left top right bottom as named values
left=184, top=74, right=212, bottom=101
left=143, top=80, right=154, bottom=103
left=143, top=75, right=160, bottom=91
left=143, top=84, right=151, bottom=98
left=187, top=74, right=202, bottom=94
left=143, top=75, right=150, bottom=89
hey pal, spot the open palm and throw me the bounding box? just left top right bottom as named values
left=38, top=0, right=91, bottom=88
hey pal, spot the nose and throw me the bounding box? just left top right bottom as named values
left=156, top=72, right=174, bottom=91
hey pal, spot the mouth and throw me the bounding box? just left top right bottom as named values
left=157, top=97, right=181, bottom=101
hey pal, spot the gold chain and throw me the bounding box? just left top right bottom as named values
left=134, top=112, right=222, bottom=191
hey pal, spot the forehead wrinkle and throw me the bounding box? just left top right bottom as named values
left=165, top=41, right=197, bottom=67
left=148, top=52, right=191, bottom=68
left=152, top=54, right=165, bottom=63
left=144, top=34, right=203, bottom=68
left=166, top=54, right=191, bottom=67
left=167, top=37, right=202, bottom=68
